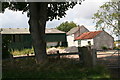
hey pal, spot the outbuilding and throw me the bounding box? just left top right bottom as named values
left=67, top=25, right=89, bottom=47
left=75, top=31, right=114, bottom=50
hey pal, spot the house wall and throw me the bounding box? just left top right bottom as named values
left=94, top=31, right=114, bottom=50
left=67, top=34, right=78, bottom=47
left=79, top=39, right=94, bottom=47
left=67, top=26, right=89, bottom=47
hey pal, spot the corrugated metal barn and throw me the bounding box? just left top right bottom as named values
left=0, top=28, right=67, bottom=50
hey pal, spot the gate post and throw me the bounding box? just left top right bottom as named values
left=92, top=49, right=97, bottom=66
left=78, top=47, right=93, bottom=67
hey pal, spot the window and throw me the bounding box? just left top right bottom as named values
left=88, top=41, right=91, bottom=46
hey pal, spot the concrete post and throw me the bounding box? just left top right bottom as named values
left=92, top=49, right=97, bottom=66
left=78, top=47, right=93, bottom=67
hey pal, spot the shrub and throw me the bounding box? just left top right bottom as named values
left=113, top=46, right=120, bottom=50
left=101, top=46, right=108, bottom=50
left=11, top=48, right=34, bottom=56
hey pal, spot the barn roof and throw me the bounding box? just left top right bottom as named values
left=75, top=31, right=103, bottom=40
left=0, top=28, right=65, bottom=34
left=67, top=25, right=89, bottom=35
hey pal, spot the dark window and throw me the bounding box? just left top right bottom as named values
left=88, top=41, right=91, bottom=46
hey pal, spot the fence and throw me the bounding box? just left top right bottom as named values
left=14, top=46, right=97, bottom=67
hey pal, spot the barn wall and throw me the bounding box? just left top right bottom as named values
left=8, top=34, right=32, bottom=50
left=3, top=33, right=67, bottom=50
left=46, top=33, right=66, bottom=42
left=94, top=31, right=114, bottom=50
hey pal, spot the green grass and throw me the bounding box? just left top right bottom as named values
left=10, top=48, right=34, bottom=56
left=2, top=58, right=111, bottom=79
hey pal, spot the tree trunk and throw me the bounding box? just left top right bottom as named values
left=29, top=2, right=48, bottom=63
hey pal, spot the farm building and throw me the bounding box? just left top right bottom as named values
left=0, top=28, right=67, bottom=50
left=67, top=25, right=89, bottom=47
left=75, top=31, right=114, bottom=50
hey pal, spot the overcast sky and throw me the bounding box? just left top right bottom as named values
left=0, top=0, right=109, bottom=29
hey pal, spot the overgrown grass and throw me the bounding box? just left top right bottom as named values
left=11, top=47, right=66, bottom=56
left=2, top=58, right=111, bottom=79
left=10, top=48, right=34, bottom=56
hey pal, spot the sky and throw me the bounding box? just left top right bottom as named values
left=0, top=0, right=109, bottom=29
left=1, top=0, right=119, bottom=40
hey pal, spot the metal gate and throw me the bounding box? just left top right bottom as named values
left=97, top=49, right=120, bottom=78
left=97, top=49, right=120, bottom=67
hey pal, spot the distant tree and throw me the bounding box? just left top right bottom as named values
left=92, top=2, right=120, bottom=36
left=56, top=21, right=77, bottom=32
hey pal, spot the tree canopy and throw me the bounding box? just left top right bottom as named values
left=2, top=2, right=79, bottom=21
left=92, top=2, right=120, bottom=35
left=56, top=21, right=77, bottom=32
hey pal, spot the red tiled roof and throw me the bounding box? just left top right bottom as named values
left=75, top=31, right=103, bottom=40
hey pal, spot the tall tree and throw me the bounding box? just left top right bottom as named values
left=92, top=2, right=120, bottom=36
left=2, top=1, right=83, bottom=63
left=56, top=21, right=77, bottom=32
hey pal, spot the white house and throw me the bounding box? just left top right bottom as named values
left=67, top=25, right=89, bottom=47
left=75, top=31, right=114, bottom=50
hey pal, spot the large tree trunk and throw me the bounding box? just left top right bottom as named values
left=29, top=2, right=48, bottom=63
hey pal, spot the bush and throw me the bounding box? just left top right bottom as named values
left=113, top=46, right=120, bottom=50
left=101, top=46, right=108, bottom=50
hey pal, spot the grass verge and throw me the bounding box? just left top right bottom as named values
left=2, top=58, right=110, bottom=79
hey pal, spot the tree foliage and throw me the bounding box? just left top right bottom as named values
left=56, top=21, right=77, bottom=32
left=2, top=2, right=79, bottom=21
left=92, top=2, right=120, bottom=35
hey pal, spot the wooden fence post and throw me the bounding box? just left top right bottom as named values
left=57, top=50, right=60, bottom=59
left=92, top=49, right=97, bottom=66
left=78, top=47, right=83, bottom=64
left=78, top=47, right=93, bottom=67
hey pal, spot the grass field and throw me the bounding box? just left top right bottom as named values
left=2, top=58, right=110, bottom=79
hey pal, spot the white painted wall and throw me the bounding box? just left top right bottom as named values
left=67, top=34, right=78, bottom=47
left=80, top=39, right=94, bottom=47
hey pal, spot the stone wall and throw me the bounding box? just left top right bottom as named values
left=94, top=31, right=114, bottom=50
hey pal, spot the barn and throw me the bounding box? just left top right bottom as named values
left=0, top=28, right=67, bottom=50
